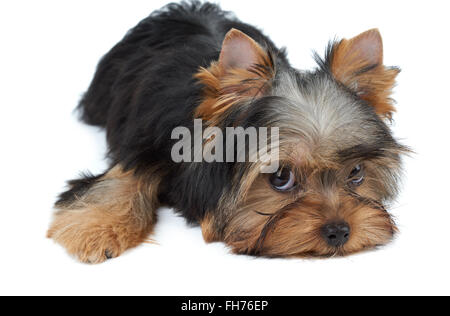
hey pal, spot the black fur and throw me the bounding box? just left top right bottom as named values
left=56, top=171, right=105, bottom=207
left=59, top=1, right=404, bottom=230
left=70, top=1, right=288, bottom=223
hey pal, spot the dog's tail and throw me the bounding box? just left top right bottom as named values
left=77, top=21, right=146, bottom=127
left=76, top=46, right=124, bottom=127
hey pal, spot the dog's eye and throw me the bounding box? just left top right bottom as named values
left=348, top=164, right=364, bottom=186
left=269, top=167, right=297, bottom=191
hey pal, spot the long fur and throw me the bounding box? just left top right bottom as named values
left=48, top=1, right=407, bottom=263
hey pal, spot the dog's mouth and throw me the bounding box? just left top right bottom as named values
left=298, top=221, right=398, bottom=258
left=222, top=183, right=398, bottom=259
left=238, top=211, right=398, bottom=259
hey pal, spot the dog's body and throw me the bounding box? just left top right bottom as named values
left=77, top=1, right=288, bottom=224
left=48, top=1, right=406, bottom=263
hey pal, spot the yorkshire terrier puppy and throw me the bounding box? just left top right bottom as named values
left=48, top=1, right=407, bottom=263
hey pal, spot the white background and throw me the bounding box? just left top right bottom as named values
left=1, top=0, right=449, bottom=296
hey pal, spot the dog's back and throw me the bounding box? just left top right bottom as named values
left=79, top=2, right=220, bottom=127
left=78, top=1, right=285, bottom=170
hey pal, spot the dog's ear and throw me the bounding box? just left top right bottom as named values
left=328, top=29, right=400, bottom=118
left=195, top=29, right=275, bottom=123
left=219, top=29, right=267, bottom=70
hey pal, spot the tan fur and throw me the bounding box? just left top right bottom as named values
left=330, top=29, right=399, bottom=119
left=223, top=181, right=396, bottom=257
left=47, top=165, right=161, bottom=263
left=213, top=146, right=400, bottom=257
left=194, top=29, right=275, bottom=124
left=201, top=213, right=221, bottom=243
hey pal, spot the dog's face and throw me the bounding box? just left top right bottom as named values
left=197, top=29, right=407, bottom=257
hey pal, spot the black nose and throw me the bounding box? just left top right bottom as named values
left=321, top=222, right=350, bottom=247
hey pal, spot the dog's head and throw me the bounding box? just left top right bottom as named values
left=195, top=29, right=408, bottom=257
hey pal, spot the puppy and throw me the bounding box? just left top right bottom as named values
left=48, top=1, right=407, bottom=263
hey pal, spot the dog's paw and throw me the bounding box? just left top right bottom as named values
left=47, top=210, right=128, bottom=264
